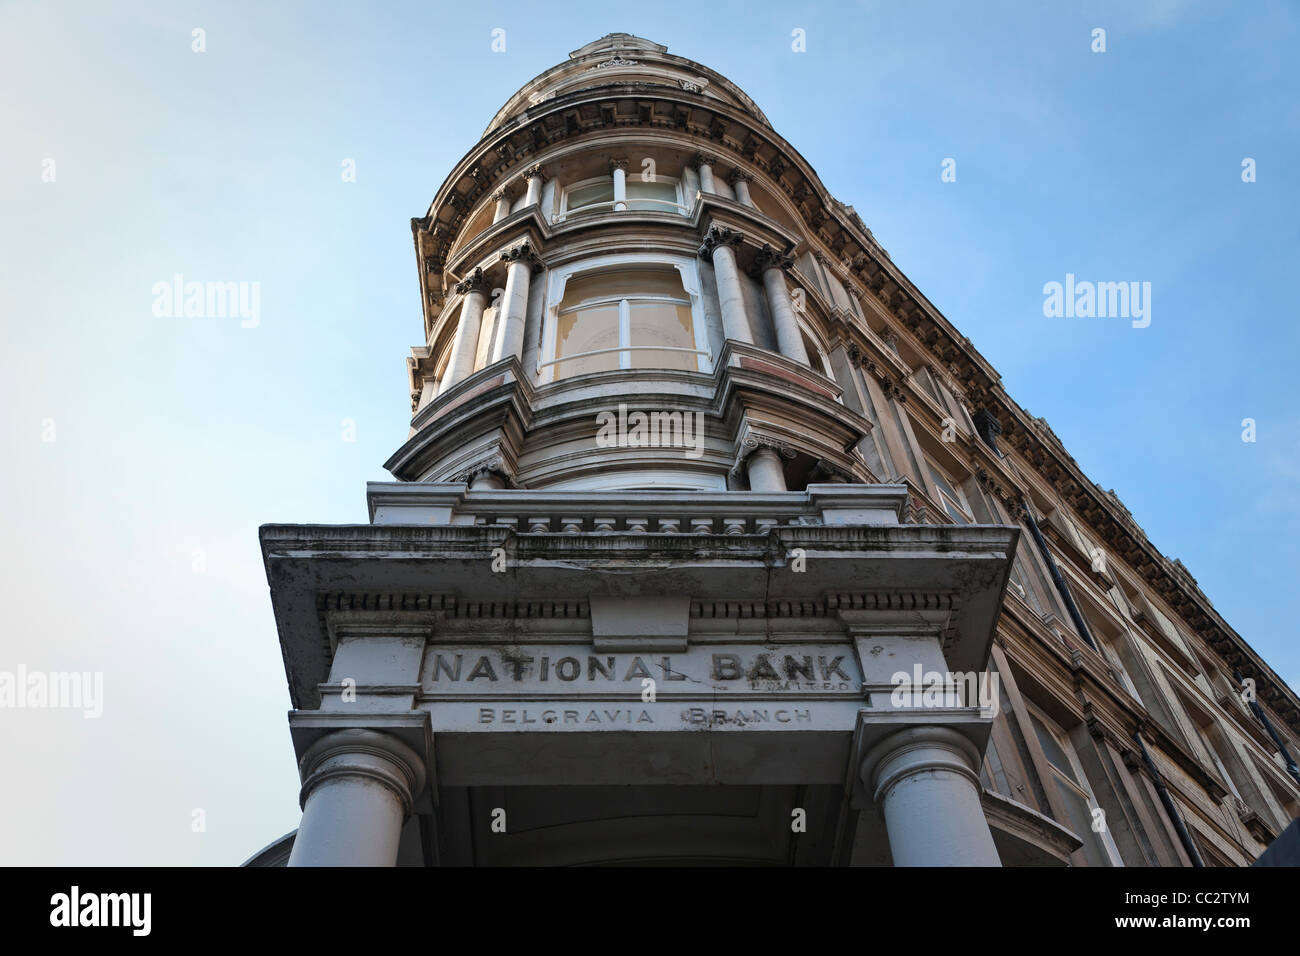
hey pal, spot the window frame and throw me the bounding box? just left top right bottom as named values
left=555, top=174, right=687, bottom=222
left=538, top=254, right=712, bottom=384
left=1026, top=702, right=1125, bottom=867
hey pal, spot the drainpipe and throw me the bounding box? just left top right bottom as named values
left=968, top=406, right=1097, bottom=652
left=1022, top=504, right=1098, bottom=653
left=1234, top=669, right=1300, bottom=788
left=1134, top=731, right=1205, bottom=867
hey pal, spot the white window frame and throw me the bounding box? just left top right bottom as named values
left=537, top=253, right=712, bottom=384
left=554, top=174, right=689, bottom=223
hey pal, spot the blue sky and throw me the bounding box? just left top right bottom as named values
left=1, top=0, right=1296, bottom=864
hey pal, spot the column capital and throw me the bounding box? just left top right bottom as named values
left=500, top=240, right=545, bottom=273
left=489, top=187, right=509, bottom=202
left=608, top=158, right=630, bottom=172
left=698, top=224, right=745, bottom=260
left=693, top=151, right=718, bottom=169
left=521, top=163, right=547, bottom=182
left=859, top=725, right=983, bottom=803
left=454, top=267, right=491, bottom=296
left=727, top=168, right=755, bottom=186
left=297, top=728, right=427, bottom=817
left=751, top=242, right=794, bottom=276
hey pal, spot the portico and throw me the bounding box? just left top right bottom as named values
left=259, top=483, right=1016, bottom=865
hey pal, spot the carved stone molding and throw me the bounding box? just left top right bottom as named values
left=741, top=435, right=797, bottom=460
left=521, top=163, right=547, bottom=182
left=454, top=267, right=491, bottom=296
left=697, top=224, right=744, bottom=261
left=810, top=459, right=857, bottom=484
left=500, top=240, right=545, bottom=273
left=450, top=455, right=515, bottom=487
left=592, top=55, right=639, bottom=69
left=750, top=243, right=794, bottom=277
left=727, top=168, right=754, bottom=186
left=693, top=151, right=719, bottom=169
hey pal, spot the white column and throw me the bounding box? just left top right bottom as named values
left=728, top=170, right=755, bottom=207
left=754, top=245, right=810, bottom=365
left=700, top=226, right=752, bottom=345
left=861, top=726, right=1002, bottom=867
left=492, top=241, right=542, bottom=363
left=491, top=189, right=511, bottom=223
left=695, top=153, right=717, bottom=194
left=746, top=446, right=787, bottom=492
left=440, top=269, right=490, bottom=393
left=288, top=729, right=426, bottom=867
left=611, top=160, right=628, bottom=211
left=523, top=165, right=545, bottom=207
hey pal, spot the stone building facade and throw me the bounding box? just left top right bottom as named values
left=248, top=34, right=1300, bottom=866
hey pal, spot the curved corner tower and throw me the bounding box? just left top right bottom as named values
left=253, top=34, right=1300, bottom=867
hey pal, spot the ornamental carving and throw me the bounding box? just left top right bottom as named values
left=751, top=243, right=794, bottom=276
left=697, top=224, right=744, bottom=260
left=741, top=435, right=797, bottom=460
left=454, top=267, right=491, bottom=296
left=500, top=241, right=545, bottom=273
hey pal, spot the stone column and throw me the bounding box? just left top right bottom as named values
left=288, top=729, right=426, bottom=867
left=610, top=159, right=628, bottom=211
left=861, top=726, right=1002, bottom=867
left=440, top=268, right=491, bottom=393
left=492, top=241, right=544, bottom=363
left=752, top=244, right=810, bottom=365
left=699, top=225, right=752, bottom=345
left=745, top=446, right=787, bottom=492
left=491, top=189, right=512, bottom=223
left=728, top=169, right=755, bottom=207
left=695, top=153, right=717, bottom=194
left=523, top=164, right=546, bottom=207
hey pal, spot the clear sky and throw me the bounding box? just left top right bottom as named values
left=1, top=1, right=1296, bottom=864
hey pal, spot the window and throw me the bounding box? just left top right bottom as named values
left=557, top=174, right=687, bottom=221
left=1028, top=707, right=1124, bottom=866
left=539, top=259, right=711, bottom=383
left=560, top=178, right=615, bottom=219
left=926, top=460, right=973, bottom=524
left=799, top=327, right=834, bottom=378
left=626, top=176, right=681, bottom=212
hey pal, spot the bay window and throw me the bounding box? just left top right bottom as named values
left=540, top=258, right=710, bottom=383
